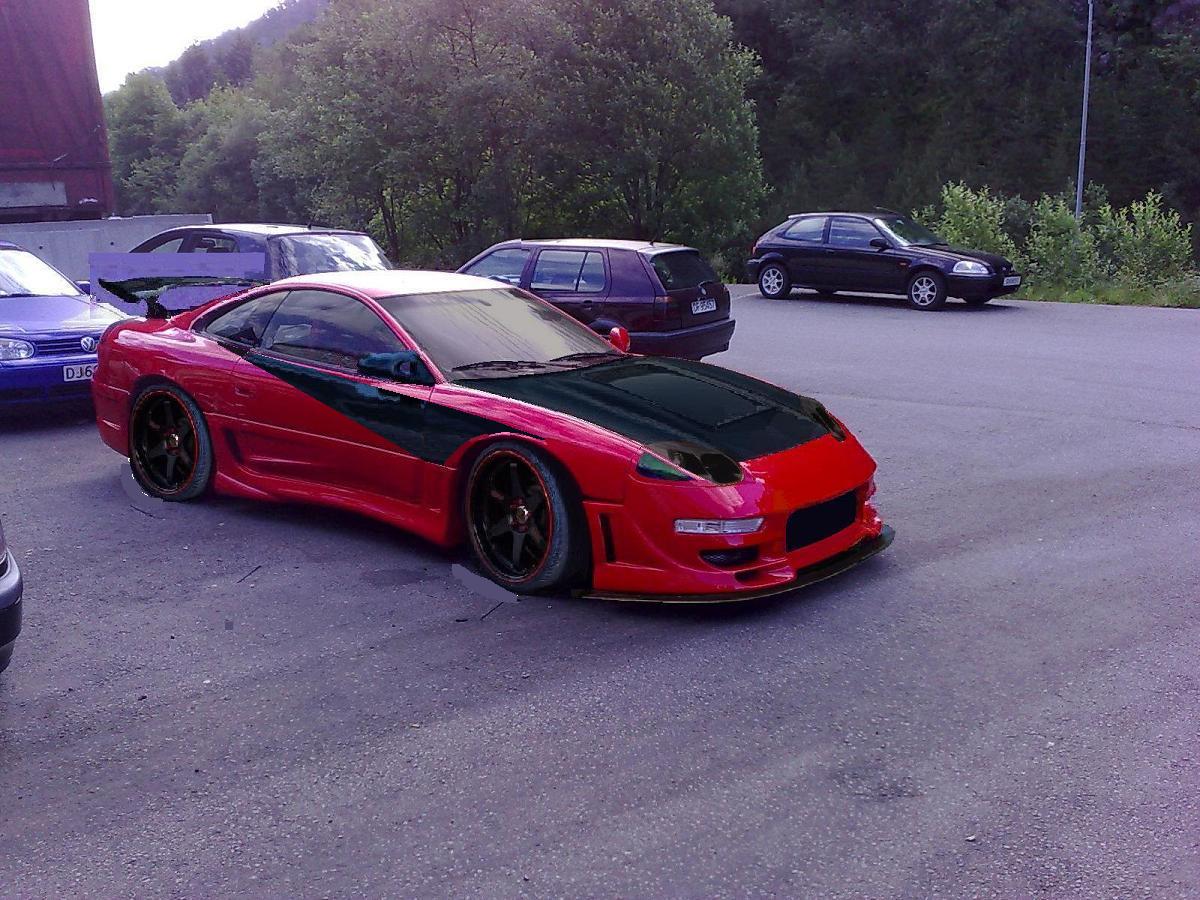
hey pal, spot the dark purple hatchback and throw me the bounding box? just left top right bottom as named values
left=458, top=239, right=735, bottom=359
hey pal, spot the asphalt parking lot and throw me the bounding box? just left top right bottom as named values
left=2, top=288, right=1198, bottom=898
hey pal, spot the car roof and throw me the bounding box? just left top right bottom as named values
left=158, top=224, right=367, bottom=238
left=503, top=238, right=695, bottom=254
left=785, top=212, right=894, bottom=220
left=269, top=269, right=504, bottom=298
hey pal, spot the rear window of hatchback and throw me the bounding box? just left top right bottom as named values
left=648, top=250, right=718, bottom=291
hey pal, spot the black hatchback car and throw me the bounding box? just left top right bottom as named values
left=747, top=213, right=1022, bottom=310
left=459, top=239, right=735, bottom=359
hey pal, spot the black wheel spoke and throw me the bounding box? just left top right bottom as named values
left=510, top=531, right=526, bottom=567
left=527, top=522, right=546, bottom=549
left=487, top=519, right=510, bottom=539
left=508, top=462, right=521, bottom=497
left=147, top=441, right=167, bottom=460
left=177, top=446, right=193, bottom=468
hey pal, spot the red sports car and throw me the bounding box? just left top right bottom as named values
left=92, top=270, right=892, bottom=601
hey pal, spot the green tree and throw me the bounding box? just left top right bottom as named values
left=104, top=74, right=186, bottom=214
left=173, top=89, right=272, bottom=221
left=166, top=43, right=219, bottom=105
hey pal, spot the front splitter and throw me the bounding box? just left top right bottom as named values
left=585, top=525, right=895, bottom=604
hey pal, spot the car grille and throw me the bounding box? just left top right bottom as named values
left=33, top=335, right=98, bottom=356
left=785, top=489, right=859, bottom=551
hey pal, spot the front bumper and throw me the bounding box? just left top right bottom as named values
left=947, top=272, right=1023, bottom=300
left=587, top=526, right=894, bottom=603
left=631, top=318, right=736, bottom=360
left=0, top=353, right=97, bottom=406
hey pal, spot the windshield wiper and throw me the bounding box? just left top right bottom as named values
left=548, top=350, right=622, bottom=363
left=451, top=359, right=557, bottom=373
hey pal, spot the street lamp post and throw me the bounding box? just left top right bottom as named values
left=1075, top=0, right=1095, bottom=220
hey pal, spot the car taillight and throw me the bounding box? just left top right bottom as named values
left=652, top=295, right=681, bottom=324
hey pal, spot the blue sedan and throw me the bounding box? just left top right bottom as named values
left=0, top=241, right=125, bottom=408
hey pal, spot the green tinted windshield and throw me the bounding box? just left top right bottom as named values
left=377, top=287, right=616, bottom=378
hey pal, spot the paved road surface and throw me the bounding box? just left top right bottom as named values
left=2, top=291, right=1198, bottom=897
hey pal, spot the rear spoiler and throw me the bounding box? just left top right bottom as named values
left=97, top=276, right=266, bottom=318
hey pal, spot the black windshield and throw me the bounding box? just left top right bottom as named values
left=873, top=216, right=945, bottom=247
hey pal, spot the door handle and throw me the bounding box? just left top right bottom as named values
left=234, top=385, right=253, bottom=398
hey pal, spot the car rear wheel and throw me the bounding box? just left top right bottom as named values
left=906, top=271, right=947, bottom=310
left=465, top=442, right=588, bottom=594
left=758, top=263, right=791, bottom=299
left=129, top=384, right=213, bottom=501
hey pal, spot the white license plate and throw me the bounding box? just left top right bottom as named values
left=1003, top=275, right=1021, bottom=287
left=63, top=363, right=96, bottom=382
left=691, top=298, right=717, bottom=314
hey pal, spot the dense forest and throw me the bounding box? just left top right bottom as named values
left=104, top=0, right=1200, bottom=301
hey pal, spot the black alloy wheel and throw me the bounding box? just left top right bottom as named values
left=129, top=386, right=213, bottom=500
left=465, top=443, right=586, bottom=593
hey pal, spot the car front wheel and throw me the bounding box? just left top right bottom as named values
left=906, top=271, right=947, bottom=310
left=758, top=263, right=791, bottom=299
left=465, top=442, right=588, bottom=594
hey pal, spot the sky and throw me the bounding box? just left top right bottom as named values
left=90, top=0, right=283, bottom=94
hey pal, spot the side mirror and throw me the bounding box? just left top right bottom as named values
left=608, top=326, right=631, bottom=353
left=869, top=237, right=891, bottom=251
left=358, top=350, right=435, bottom=385
left=76, top=280, right=92, bottom=294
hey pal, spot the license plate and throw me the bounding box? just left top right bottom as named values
left=691, top=298, right=717, bottom=314
left=63, top=363, right=96, bottom=382
left=1003, top=275, right=1021, bottom=287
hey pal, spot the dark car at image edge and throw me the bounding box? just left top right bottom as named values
left=0, top=518, right=22, bottom=673
left=459, top=239, right=735, bottom=359
left=747, top=212, right=1023, bottom=310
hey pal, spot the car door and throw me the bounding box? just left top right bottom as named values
left=776, top=216, right=831, bottom=287
left=826, top=217, right=899, bottom=292
left=224, top=288, right=431, bottom=504
left=527, top=248, right=608, bottom=330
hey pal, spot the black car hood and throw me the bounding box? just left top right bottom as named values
left=467, top=357, right=836, bottom=461
left=915, top=245, right=1014, bottom=272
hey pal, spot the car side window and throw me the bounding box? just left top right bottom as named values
left=146, top=236, right=185, bottom=253
left=204, top=291, right=289, bottom=347
left=260, top=289, right=402, bottom=370
left=829, top=218, right=883, bottom=250
left=464, top=247, right=530, bottom=285
left=782, top=217, right=827, bottom=243
left=531, top=250, right=605, bottom=293
left=186, top=234, right=237, bottom=254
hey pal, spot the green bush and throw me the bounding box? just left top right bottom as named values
left=927, top=182, right=1023, bottom=266
left=1094, top=192, right=1193, bottom=287
left=1025, top=195, right=1105, bottom=289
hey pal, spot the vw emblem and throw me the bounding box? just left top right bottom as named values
left=81, top=335, right=98, bottom=352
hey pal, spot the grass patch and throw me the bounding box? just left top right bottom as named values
left=1017, top=277, right=1200, bottom=309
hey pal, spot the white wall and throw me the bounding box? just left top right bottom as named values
left=0, top=214, right=213, bottom=279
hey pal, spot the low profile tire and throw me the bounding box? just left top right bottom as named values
left=465, top=442, right=589, bottom=594
left=128, top=384, right=214, bottom=501
left=906, top=271, right=947, bottom=310
left=962, top=295, right=992, bottom=307
left=758, top=263, right=792, bottom=299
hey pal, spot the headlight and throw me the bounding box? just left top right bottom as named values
left=0, top=338, right=34, bottom=360
left=638, top=441, right=742, bottom=485
left=675, top=517, right=765, bottom=535
left=952, top=260, right=990, bottom=276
